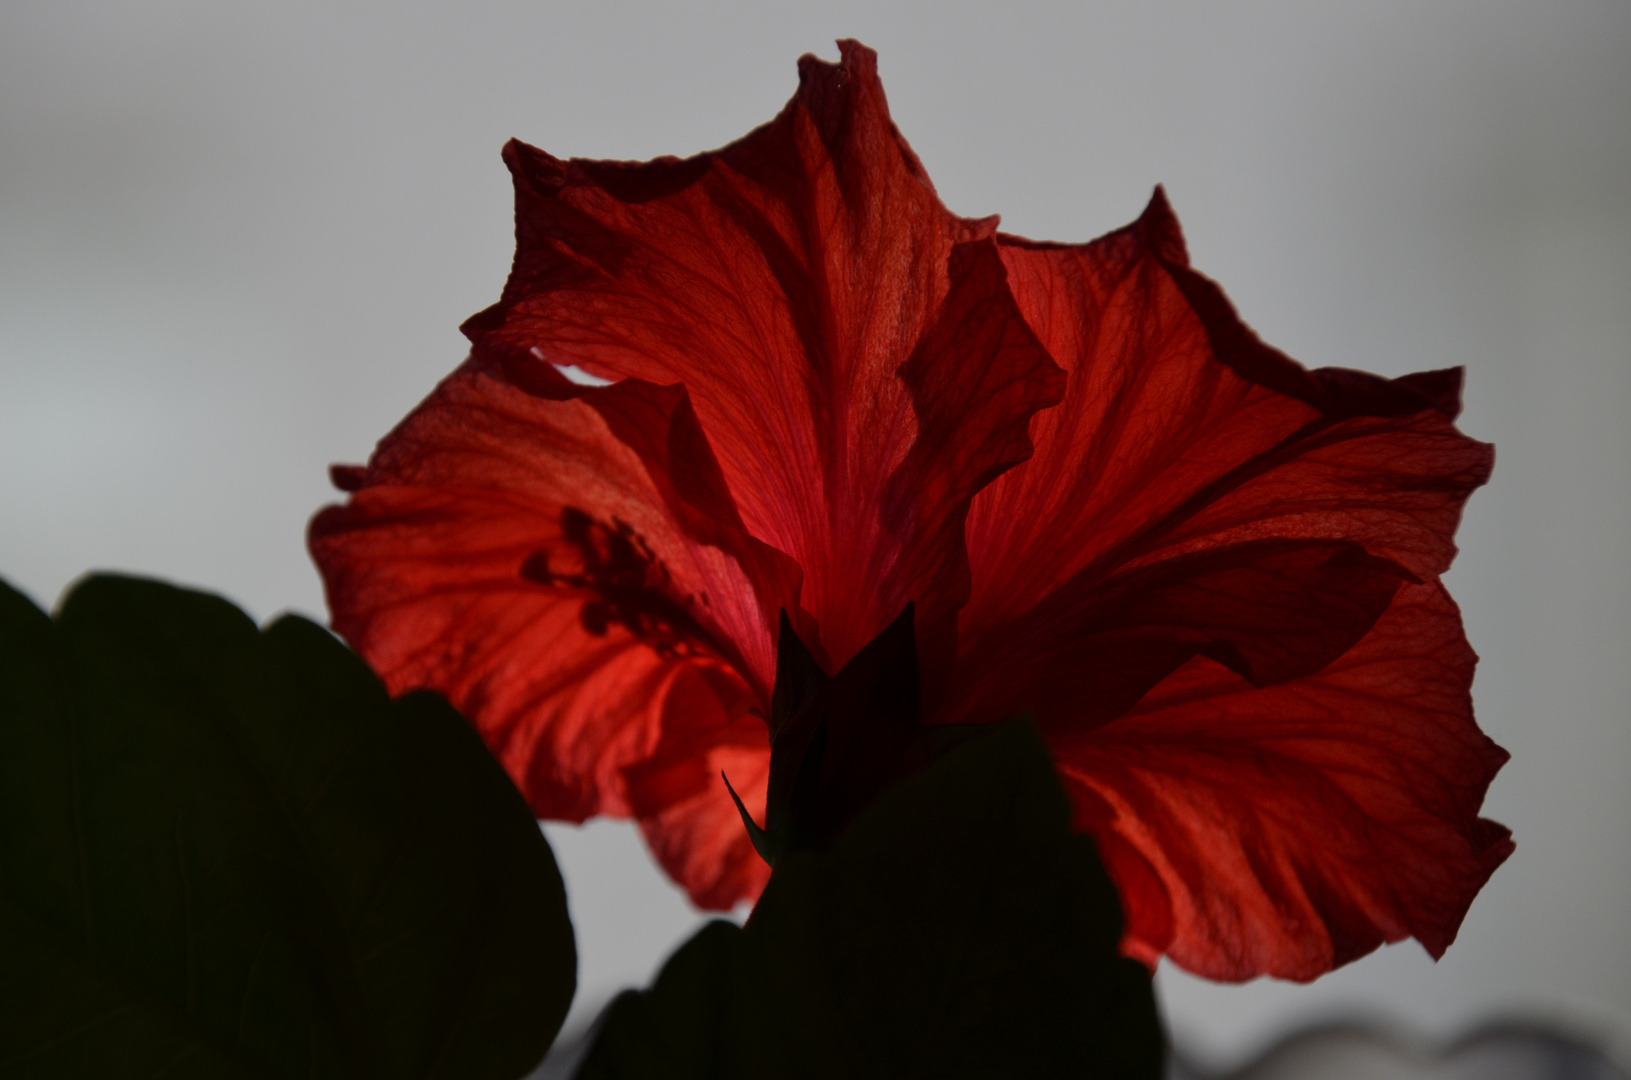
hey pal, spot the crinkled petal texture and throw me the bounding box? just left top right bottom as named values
left=309, top=361, right=783, bottom=908
left=311, top=40, right=1510, bottom=981
left=947, top=194, right=1510, bottom=979
left=467, top=41, right=1061, bottom=679
left=1056, top=582, right=1512, bottom=981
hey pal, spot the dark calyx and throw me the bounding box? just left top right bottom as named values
left=725, top=603, right=984, bottom=864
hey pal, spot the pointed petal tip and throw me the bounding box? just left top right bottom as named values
left=1137, top=184, right=1190, bottom=266
left=500, top=136, right=563, bottom=181
left=1394, top=366, right=1470, bottom=419
left=797, top=38, right=878, bottom=84
left=1420, top=825, right=1513, bottom=961
left=328, top=464, right=367, bottom=492
left=835, top=38, right=880, bottom=67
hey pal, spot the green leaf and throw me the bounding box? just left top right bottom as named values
left=0, top=574, right=576, bottom=1079
left=578, top=719, right=1164, bottom=1079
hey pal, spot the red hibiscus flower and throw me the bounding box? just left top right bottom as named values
left=309, top=41, right=1511, bottom=982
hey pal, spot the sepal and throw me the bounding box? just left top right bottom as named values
left=742, top=604, right=924, bottom=865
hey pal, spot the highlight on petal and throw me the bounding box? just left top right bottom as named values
left=1052, top=582, right=1512, bottom=981
left=309, top=354, right=780, bottom=906
left=624, top=664, right=773, bottom=910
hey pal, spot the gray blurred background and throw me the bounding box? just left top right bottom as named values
left=2, top=1, right=1626, bottom=1072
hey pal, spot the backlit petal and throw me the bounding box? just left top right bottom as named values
left=951, top=192, right=1503, bottom=978
left=467, top=42, right=1057, bottom=672
left=309, top=357, right=773, bottom=839
left=625, top=664, right=773, bottom=909
left=969, top=191, right=1490, bottom=649
left=943, top=538, right=1416, bottom=732
left=1054, top=582, right=1512, bottom=981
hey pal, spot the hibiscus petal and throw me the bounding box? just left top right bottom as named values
left=967, top=190, right=1492, bottom=658
left=624, top=664, right=773, bottom=910
left=963, top=191, right=1504, bottom=979
left=466, top=41, right=1054, bottom=672
left=943, top=538, right=1417, bottom=732
left=308, top=357, right=771, bottom=833
left=888, top=240, right=1064, bottom=687
left=1053, top=582, right=1513, bottom=981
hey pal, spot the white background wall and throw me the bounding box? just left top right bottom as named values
left=2, top=1, right=1626, bottom=1069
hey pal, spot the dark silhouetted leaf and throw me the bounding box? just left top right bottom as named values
left=0, top=574, right=575, bottom=1079
left=579, top=720, right=1163, bottom=1079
